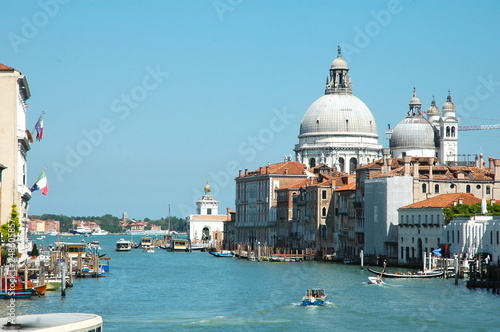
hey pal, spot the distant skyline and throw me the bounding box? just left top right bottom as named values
left=2, top=1, right=500, bottom=220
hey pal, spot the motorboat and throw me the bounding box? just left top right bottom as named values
left=209, top=250, right=234, bottom=257
left=301, top=289, right=327, bottom=306
left=169, top=239, right=191, bottom=252
left=115, top=238, right=132, bottom=251
left=143, top=246, right=155, bottom=253
left=0, top=313, right=103, bottom=331
left=367, top=276, right=384, bottom=285
left=92, top=228, right=109, bottom=236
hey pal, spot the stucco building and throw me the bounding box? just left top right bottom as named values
left=0, top=64, right=32, bottom=256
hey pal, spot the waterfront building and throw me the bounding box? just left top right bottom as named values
left=294, top=47, right=382, bottom=173
left=397, top=193, right=482, bottom=265
left=445, top=215, right=500, bottom=264
left=358, top=155, right=500, bottom=259
left=333, top=176, right=357, bottom=259
left=235, top=161, right=307, bottom=248
left=0, top=63, right=32, bottom=257
left=188, top=183, right=228, bottom=248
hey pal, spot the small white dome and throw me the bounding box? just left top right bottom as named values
left=331, top=57, right=348, bottom=70
left=391, top=114, right=437, bottom=149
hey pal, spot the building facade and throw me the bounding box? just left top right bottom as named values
left=188, top=183, right=228, bottom=248
left=0, top=64, right=32, bottom=256
left=235, top=161, right=308, bottom=248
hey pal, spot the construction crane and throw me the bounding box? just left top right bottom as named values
left=458, top=116, right=500, bottom=131
left=459, top=124, right=500, bottom=131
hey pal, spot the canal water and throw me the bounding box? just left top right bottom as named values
left=1, top=234, right=498, bottom=331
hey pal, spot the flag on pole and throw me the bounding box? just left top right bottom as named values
left=35, top=113, right=44, bottom=141
left=30, top=169, right=48, bottom=195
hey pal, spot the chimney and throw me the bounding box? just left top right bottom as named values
left=480, top=153, right=484, bottom=169
left=245, top=169, right=248, bottom=176
left=427, top=157, right=434, bottom=179
left=489, top=157, right=494, bottom=171
left=413, top=161, right=420, bottom=177
left=239, top=170, right=242, bottom=177
left=381, top=148, right=391, bottom=173
left=494, top=159, right=500, bottom=180
left=458, top=198, right=463, bottom=205
left=403, top=156, right=412, bottom=176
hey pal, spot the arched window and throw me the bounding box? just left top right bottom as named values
left=339, top=158, right=345, bottom=173
left=446, top=126, right=450, bottom=137
left=451, top=126, right=456, bottom=137
left=322, top=207, right=327, bottom=217
left=466, top=185, right=471, bottom=193
left=422, top=183, right=427, bottom=193
left=349, top=158, right=357, bottom=174
left=202, top=227, right=210, bottom=241
left=309, top=158, right=316, bottom=168
left=486, top=186, right=491, bottom=195
left=434, top=184, right=440, bottom=193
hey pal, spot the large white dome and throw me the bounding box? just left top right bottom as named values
left=299, top=93, right=378, bottom=138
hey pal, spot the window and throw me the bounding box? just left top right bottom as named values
left=486, top=186, right=491, bottom=195
left=418, top=215, right=421, bottom=225
left=322, top=207, right=327, bottom=217
left=434, top=184, right=439, bottom=193
left=207, top=208, right=212, bottom=215
left=466, top=185, right=471, bottom=193
left=422, top=183, right=427, bottom=193
left=425, top=238, right=428, bottom=244
left=349, top=158, right=357, bottom=174
left=322, top=190, right=327, bottom=199
left=339, top=158, right=345, bottom=173
left=310, top=158, right=316, bottom=168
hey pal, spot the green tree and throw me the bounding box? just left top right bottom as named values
left=1, top=204, right=21, bottom=242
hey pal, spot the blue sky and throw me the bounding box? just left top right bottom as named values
left=2, top=0, right=500, bottom=220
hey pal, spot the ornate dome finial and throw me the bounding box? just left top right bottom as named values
left=337, top=45, right=342, bottom=58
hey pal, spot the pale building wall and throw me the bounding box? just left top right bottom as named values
left=0, top=67, right=31, bottom=257
left=364, top=176, right=413, bottom=257
left=397, top=207, right=444, bottom=264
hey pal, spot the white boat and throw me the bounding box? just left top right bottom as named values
left=0, top=313, right=102, bottom=331
left=143, top=246, right=155, bottom=253
left=301, top=289, right=327, bottom=306
left=70, top=226, right=92, bottom=236
left=367, top=276, right=384, bottom=285
left=116, top=238, right=132, bottom=251
left=92, top=228, right=109, bottom=235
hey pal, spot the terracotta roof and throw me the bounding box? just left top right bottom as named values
left=0, top=64, right=15, bottom=71
left=241, top=161, right=306, bottom=177
left=399, top=193, right=482, bottom=209
left=335, top=182, right=356, bottom=191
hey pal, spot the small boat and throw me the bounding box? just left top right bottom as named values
left=46, top=278, right=62, bottom=291
left=301, top=288, right=327, bottom=306
left=169, top=239, right=191, bottom=252
left=367, top=276, right=384, bottom=285
left=0, top=276, right=46, bottom=296
left=115, top=238, right=132, bottom=251
left=140, top=237, right=153, bottom=249
left=92, top=228, right=109, bottom=236
left=0, top=313, right=103, bottom=331
left=368, top=261, right=386, bottom=284
left=143, top=246, right=155, bottom=253
left=209, top=250, right=234, bottom=257
left=368, top=267, right=444, bottom=278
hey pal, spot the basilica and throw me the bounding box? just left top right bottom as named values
left=227, top=48, right=500, bottom=265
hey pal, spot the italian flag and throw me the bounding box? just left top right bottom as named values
left=31, top=169, right=48, bottom=195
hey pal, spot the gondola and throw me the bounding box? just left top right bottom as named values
left=368, top=267, right=444, bottom=278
